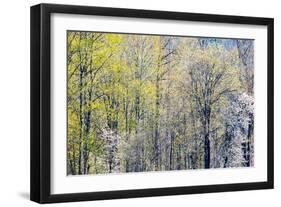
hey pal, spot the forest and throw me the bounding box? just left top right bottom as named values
left=67, top=31, right=254, bottom=175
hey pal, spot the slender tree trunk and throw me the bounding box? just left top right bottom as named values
left=78, top=64, right=84, bottom=175
left=72, top=142, right=76, bottom=174
left=124, top=94, right=130, bottom=172
left=154, top=75, right=160, bottom=170
left=83, top=64, right=93, bottom=174
left=169, top=133, right=173, bottom=170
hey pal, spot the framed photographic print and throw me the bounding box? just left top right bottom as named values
left=30, top=3, right=274, bottom=203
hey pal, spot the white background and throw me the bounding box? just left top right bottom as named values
left=0, top=0, right=279, bottom=206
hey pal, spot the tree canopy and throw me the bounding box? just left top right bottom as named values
left=67, top=31, right=254, bottom=175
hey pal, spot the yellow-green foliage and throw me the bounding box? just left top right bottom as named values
left=67, top=31, right=254, bottom=175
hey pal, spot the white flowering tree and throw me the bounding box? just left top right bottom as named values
left=101, top=128, right=121, bottom=173
left=220, top=93, right=254, bottom=168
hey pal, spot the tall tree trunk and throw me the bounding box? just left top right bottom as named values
left=78, top=64, right=84, bottom=174
left=83, top=67, right=94, bottom=174
left=154, top=74, right=160, bottom=170
left=124, top=94, right=130, bottom=172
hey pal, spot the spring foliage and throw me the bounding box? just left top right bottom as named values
left=67, top=32, right=254, bottom=175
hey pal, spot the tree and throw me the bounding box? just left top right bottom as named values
left=67, top=31, right=254, bottom=175
left=185, top=44, right=240, bottom=168
left=221, top=93, right=254, bottom=167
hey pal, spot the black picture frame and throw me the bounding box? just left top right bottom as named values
left=30, top=3, right=274, bottom=204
